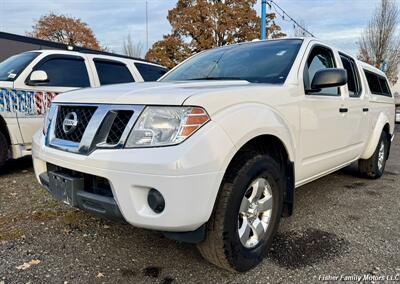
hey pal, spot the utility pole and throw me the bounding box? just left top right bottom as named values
left=380, top=60, right=386, bottom=72
left=261, top=0, right=267, bottom=40
left=146, top=0, right=149, bottom=51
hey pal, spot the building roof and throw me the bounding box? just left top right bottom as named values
left=0, top=31, right=155, bottom=64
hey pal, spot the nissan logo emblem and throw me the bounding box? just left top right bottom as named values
left=62, top=112, right=78, bottom=134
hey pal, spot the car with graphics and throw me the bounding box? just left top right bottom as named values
left=32, top=38, right=395, bottom=271
left=0, top=49, right=167, bottom=167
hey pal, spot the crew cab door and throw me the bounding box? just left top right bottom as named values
left=15, top=54, right=93, bottom=144
left=338, top=53, right=369, bottom=157
left=297, top=44, right=350, bottom=182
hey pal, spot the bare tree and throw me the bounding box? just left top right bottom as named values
left=358, top=0, right=400, bottom=85
left=122, top=34, right=144, bottom=58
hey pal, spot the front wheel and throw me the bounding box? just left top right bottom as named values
left=197, top=153, right=284, bottom=272
left=358, top=131, right=388, bottom=179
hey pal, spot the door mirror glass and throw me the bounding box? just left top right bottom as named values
left=310, top=68, right=347, bottom=92
left=28, top=70, right=48, bottom=85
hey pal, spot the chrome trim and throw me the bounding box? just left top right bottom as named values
left=46, top=104, right=145, bottom=155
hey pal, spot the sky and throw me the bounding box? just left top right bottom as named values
left=0, top=0, right=399, bottom=91
left=1, top=0, right=395, bottom=55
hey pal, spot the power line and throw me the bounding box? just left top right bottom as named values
left=267, top=0, right=315, bottom=38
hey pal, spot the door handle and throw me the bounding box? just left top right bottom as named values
left=339, top=108, right=348, bottom=113
left=363, top=108, right=369, bottom=112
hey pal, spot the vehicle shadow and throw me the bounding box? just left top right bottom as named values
left=0, top=156, right=33, bottom=177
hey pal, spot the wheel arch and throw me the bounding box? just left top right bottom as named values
left=217, top=134, right=295, bottom=218
left=0, top=115, right=11, bottom=146
left=360, top=113, right=391, bottom=160
left=211, top=103, right=297, bottom=217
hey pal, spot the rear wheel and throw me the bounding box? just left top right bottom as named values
left=0, top=131, right=9, bottom=167
left=359, top=131, right=388, bottom=179
left=197, top=153, right=283, bottom=272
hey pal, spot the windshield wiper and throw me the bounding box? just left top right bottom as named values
left=188, top=77, right=244, bottom=81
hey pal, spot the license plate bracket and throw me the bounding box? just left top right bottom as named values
left=48, top=171, right=84, bottom=206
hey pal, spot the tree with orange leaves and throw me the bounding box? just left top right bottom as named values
left=27, top=13, right=102, bottom=50
left=146, top=0, right=285, bottom=68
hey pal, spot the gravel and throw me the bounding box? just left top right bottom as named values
left=1, top=128, right=399, bottom=283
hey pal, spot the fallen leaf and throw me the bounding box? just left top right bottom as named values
left=30, top=259, right=41, bottom=265
left=96, top=272, right=105, bottom=278
left=16, top=259, right=41, bottom=270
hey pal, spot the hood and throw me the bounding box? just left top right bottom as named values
left=53, top=81, right=251, bottom=105
left=0, top=81, right=13, bottom=89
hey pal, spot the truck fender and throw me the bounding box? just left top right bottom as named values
left=212, top=103, right=296, bottom=216
left=212, top=103, right=296, bottom=164
left=360, top=112, right=390, bottom=160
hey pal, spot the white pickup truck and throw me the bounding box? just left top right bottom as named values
left=32, top=38, right=395, bottom=272
left=0, top=49, right=167, bottom=167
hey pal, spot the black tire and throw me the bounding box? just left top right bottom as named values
left=0, top=131, right=9, bottom=167
left=197, top=152, right=284, bottom=272
left=358, top=131, right=388, bottom=179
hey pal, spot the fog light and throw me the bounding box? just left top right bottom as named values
left=147, top=188, right=165, bottom=213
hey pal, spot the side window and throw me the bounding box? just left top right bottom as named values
left=304, top=46, right=339, bottom=96
left=135, top=63, right=167, bottom=81
left=94, top=59, right=135, bottom=85
left=34, top=56, right=90, bottom=88
left=339, top=54, right=362, bottom=97
left=378, top=77, right=391, bottom=96
left=364, top=70, right=392, bottom=97
left=364, top=71, right=381, bottom=94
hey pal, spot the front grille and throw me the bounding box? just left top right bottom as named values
left=47, top=104, right=144, bottom=155
left=106, top=110, right=133, bottom=144
left=55, top=106, right=97, bottom=142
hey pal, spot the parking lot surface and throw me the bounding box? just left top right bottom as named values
left=1, top=128, right=399, bottom=283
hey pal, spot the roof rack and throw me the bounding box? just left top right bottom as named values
left=0, top=31, right=158, bottom=65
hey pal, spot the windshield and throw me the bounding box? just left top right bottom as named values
left=161, top=39, right=302, bottom=84
left=0, top=52, right=40, bottom=81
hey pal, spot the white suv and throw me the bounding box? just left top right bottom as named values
left=32, top=38, right=395, bottom=271
left=0, top=50, right=167, bottom=166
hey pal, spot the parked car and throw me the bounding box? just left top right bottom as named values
left=32, top=38, right=395, bottom=272
left=0, top=49, right=167, bottom=166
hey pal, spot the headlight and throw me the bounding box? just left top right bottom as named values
left=125, top=106, right=209, bottom=148
left=43, top=104, right=57, bottom=135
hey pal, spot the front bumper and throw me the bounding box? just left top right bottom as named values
left=32, top=121, right=235, bottom=232
left=39, top=171, right=124, bottom=221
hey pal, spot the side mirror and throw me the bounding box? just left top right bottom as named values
left=27, top=70, right=48, bottom=86
left=308, top=68, right=347, bottom=93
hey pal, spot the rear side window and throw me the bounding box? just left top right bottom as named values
left=34, top=56, right=90, bottom=88
left=378, top=77, right=391, bottom=96
left=340, top=54, right=362, bottom=97
left=94, top=59, right=135, bottom=85
left=135, top=63, right=167, bottom=81
left=364, top=70, right=392, bottom=97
